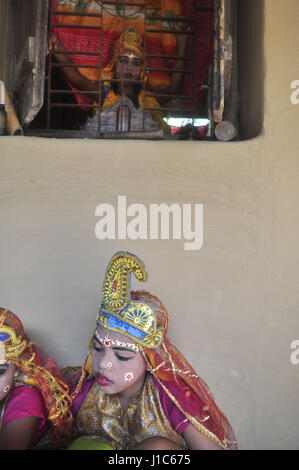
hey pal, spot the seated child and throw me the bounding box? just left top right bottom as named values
left=69, top=251, right=237, bottom=450
left=0, top=308, right=73, bottom=449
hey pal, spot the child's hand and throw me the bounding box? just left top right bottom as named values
left=47, top=33, right=64, bottom=55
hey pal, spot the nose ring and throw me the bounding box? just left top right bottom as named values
left=107, top=362, right=112, bottom=369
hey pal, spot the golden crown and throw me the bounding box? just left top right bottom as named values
left=97, top=252, right=164, bottom=349
left=113, top=26, right=144, bottom=61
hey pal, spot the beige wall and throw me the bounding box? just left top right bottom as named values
left=0, top=0, right=299, bottom=450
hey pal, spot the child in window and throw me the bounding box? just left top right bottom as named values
left=68, top=251, right=237, bottom=450
left=47, top=24, right=188, bottom=133
left=0, top=308, right=73, bottom=450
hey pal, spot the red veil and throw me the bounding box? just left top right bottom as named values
left=132, top=290, right=238, bottom=450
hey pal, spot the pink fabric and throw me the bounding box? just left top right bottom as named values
left=72, top=376, right=192, bottom=435
left=2, top=385, right=47, bottom=439
left=152, top=376, right=195, bottom=435
left=71, top=379, right=94, bottom=418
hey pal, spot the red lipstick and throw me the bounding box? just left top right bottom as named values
left=97, top=374, right=113, bottom=386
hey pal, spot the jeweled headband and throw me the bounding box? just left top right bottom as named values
left=96, top=252, right=164, bottom=349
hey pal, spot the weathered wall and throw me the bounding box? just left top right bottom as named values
left=0, top=0, right=298, bottom=449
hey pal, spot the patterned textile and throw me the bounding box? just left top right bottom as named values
left=74, top=374, right=186, bottom=449
left=82, top=93, right=160, bottom=131
left=136, top=290, right=238, bottom=449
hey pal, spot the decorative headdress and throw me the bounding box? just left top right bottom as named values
left=101, top=26, right=146, bottom=85
left=111, top=25, right=144, bottom=62
left=0, top=312, right=27, bottom=363
left=96, top=251, right=164, bottom=349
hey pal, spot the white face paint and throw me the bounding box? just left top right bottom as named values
left=0, top=363, right=16, bottom=402
left=124, top=371, right=134, bottom=382
left=91, top=327, right=147, bottom=401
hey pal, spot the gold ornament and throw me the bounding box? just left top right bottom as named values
left=97, top=252, right=164, bottom=349
left=0, top=324, right=27, bottom=361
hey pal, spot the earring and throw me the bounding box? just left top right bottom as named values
left=3, top=384, right=10, bottom=393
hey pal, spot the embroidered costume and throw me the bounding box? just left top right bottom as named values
left=0, top=308, right=73, bottom=449
left=72, top=374, right=186, bottom=449
left=70, top=252, right=237, bottom=450
left=81, top=26, right=167, bottom=133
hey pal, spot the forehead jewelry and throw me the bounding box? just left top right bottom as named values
left=94, top=330, right=141, bottom=352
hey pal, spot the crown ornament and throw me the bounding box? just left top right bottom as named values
left=96, top=252, right=164, bottom=349
left=112, top=26, right=144, bottom=61
left=122, top=25, right=143, bottom=49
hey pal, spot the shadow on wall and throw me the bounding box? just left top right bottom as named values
left=238, top=0, right=265, bottom=140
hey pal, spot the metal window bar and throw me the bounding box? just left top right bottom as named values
left=143, top=8, right=195, bottom=124
left=46, top=0, right=214, bottom=136
left=98, top=1, right=104, bottom=132
left=142, top=0, right=146, bottom=132
left=47, top=0, right=53, bottom=130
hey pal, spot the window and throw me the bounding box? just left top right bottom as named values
left=1, top=0, right=241, bottom=141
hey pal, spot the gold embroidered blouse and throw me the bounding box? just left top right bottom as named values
left=74, top=374, right=187, bottom=450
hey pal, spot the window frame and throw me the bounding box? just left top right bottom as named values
left=1, top=0, right=239, bottom=141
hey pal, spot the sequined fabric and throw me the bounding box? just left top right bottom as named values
left=74, top=374, right=186, bottom=450
left=83, top=96, right=160, bottom=133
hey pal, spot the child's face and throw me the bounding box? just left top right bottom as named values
left=115, top=50, right=143, bottom=83
left=91, top=326, right=147, bottom=399
left=0, top=362, right=16, bottom=401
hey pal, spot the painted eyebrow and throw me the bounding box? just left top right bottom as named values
left=111, top=347, right=136, bottom=354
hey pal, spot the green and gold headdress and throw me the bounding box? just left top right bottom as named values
left=96, top=252, right=164, bottom=349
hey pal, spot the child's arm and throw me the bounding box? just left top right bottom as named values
left=183, top=423, right=223, bottom=450
left=0, top=416, right=40, bottom=450
left=47, top=33, right=99, bottom=96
